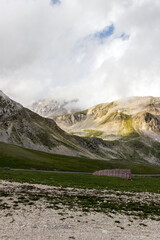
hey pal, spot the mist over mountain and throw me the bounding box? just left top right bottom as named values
left=28, top=98, right=81, bottom=118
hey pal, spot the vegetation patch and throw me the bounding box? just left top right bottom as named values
left=118, top=113, right=137, bottom=136
left=79, top=109, right=88, bottom=115
left=0, top=180, right=160, bottom=220
left=1, top=170, right=160, bottom=193
left=1, top=142, right=160, bottom=173
left=100, top=111, right=118, bottom=125
left=84, top=129, right=103, bottom=138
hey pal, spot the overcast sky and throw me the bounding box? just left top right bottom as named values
left=0, top=0, right=160, bottom=108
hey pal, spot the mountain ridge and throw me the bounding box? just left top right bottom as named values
left=1, top=91, right=160, bottom=165
left=0, top=90, right=127, bottom=160
left=54, top=96, right=160, bottom=141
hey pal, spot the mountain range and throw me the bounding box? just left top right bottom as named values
left=0, top=90, right=121, bottom=160
left=54, top=96, right=160, bottom=141
left=0, top=90, right=160, bottom=165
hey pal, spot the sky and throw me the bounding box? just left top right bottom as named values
left=0, top=0, right=160, bottom=108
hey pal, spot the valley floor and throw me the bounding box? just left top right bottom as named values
left=0, top=181, right=160, bottom=240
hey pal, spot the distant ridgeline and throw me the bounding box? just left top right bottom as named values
left=93, top=169, right=132, bottom=179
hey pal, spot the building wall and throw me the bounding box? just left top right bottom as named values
left=93, top=169, right=132, bottom=179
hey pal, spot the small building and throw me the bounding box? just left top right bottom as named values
left=92, top=169, right=132, bottom=179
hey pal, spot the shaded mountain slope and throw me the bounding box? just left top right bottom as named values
left=1, top=141, right=160, bottom=173
left=0, top=90, right=108, bottom=159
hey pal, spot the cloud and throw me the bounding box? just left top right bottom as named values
left=0, top=0, right=160, bottom=108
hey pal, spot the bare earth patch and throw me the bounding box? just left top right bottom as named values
left=0, top=180, right=160, bottom=240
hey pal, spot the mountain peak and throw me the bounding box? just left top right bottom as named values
left=0, top=90, right=10, bottom=100
left=28, top=98, right=81, bottom=117
left=0, top=90, right=23, bottom=118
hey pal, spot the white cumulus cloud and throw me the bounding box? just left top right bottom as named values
left=0, top=0, right=160, bottom=108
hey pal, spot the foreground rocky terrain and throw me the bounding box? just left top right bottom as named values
left=0, top=181, right=160, bottom=240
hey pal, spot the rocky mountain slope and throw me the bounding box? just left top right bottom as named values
left=28, top=98, right=81, bottom=117
left=0, top=90, right=110, bottom=159
left=1, top=91, right=160, bottom=165
left=54, top=96, right=160, bottom=142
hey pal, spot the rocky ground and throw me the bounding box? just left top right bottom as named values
left=0, top=180, right=160, bottom=240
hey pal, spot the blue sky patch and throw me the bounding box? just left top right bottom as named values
left=94, top=24, right=114, bottom=41
left=120, top=33, right=130, bottom=40
left=51, top=0, right=61, bottom=5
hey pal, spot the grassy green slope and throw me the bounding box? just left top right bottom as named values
left=0, top=142, right=160, bottom=174
left=0, top=170, right=160, bottom=193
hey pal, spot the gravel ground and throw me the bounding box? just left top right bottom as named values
left=0, top=181, right=160, bottom=240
